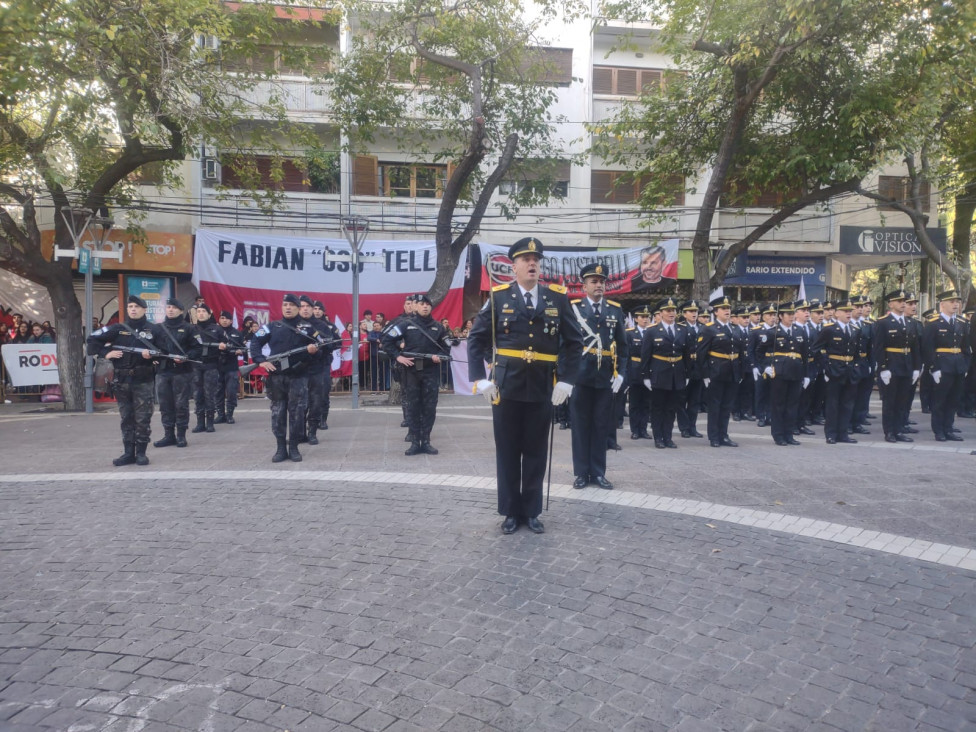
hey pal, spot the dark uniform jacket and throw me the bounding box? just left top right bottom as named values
left=381, top=314, right=455, bottom=364
left=640, top=321, right=692, bottom=391
left=922, top=315, right=971, bottom=376
left=215, top=323, right=248, bottom=373
left=695, top=319, right=745, bottom=382
left=248, top=315, right=314, bottom=374
left=87, top=317, right=168, bottom=383
left=872, top=313, right=921, bottom=376
left=624, top=327, right=646, bottom=385
left=303, top=316, right=340, bottom=374
left=812, top=321, right=861, bottom=383
left=467, top=283, right=583, bottom=403
left=156, top=315, right=201, bottom=374
left=570, top=297, right=629, bottom=389
left=851, top=317, right=874, bottom=380
left=755, top=323, right=808, bottom=381
left=746, top=325, right=768, bottom=372
left=195, top=321, right=226, bottom=371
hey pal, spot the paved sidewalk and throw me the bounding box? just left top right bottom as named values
left=1, top=394, right=974, bottom=730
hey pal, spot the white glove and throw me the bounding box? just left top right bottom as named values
left=932, top=370, right=942, bottom=385
left=475, top=379, right=498, bottom=403
left=643, top=379, right=652, bottom=391
left=551, top=381, right=573, bottom=406
left=880, top=369, right=891, bottom=385
left=611, top=374, right=624, bottom=393
left=752, top=368, right=760, bottom=381
left=824, top=374, right=829, bottom=383
left=802, top=377, right=810, bottom=390
left=912, top=370, right=920, bottom=384
left=703, top=378, right=711, bottom=388
left=763, top=366, right=774, bottom=378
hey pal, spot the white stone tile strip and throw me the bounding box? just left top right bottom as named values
left=2, top=470, right=974, bottom=570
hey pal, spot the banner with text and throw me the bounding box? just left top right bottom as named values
left=2, top=343, right=59, bottom=387
left=478, top=240, right=680, bottom=298
left=193, top=229, right=465, bottom=327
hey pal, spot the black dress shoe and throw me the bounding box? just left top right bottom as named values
left=665, top=440, right=678, bottom=449
left=756, top=419, right=768, bottom=428
left=573, top=475, right=588, bottom=490
left=838, top=436, right=857, bottom=444
left=720, top=438, right=738, bottom=447
left=680, top=430, right=692, bottom=438
left=810, top=418, right=825, bottom=426
left=950, top=427, right=961, bottom=433
left=559, top=421, right=570, bottom=430
left=501, top=516, right=519, bottom=534
left=908, top=419, right=917, bottom=425
left=594, top=476, right=614, bottom=490
left=885, top=434, right=898, bottom=443
left=691, top=430, right=705, bottom=438
left=946, top=433, right=964, bottom=441
left=895, top=434, right=913, bottom=442
left=640, top=433, right=653, bottom=439
left=742, top=414, right=756, bottom=421
left=935, top=434, right=947, bottom=442
left=786, top=438, right=800, bottom=445
left=852, top=426, right=870, bottom=435
left=776, top=439, right=790, bottom=446
left=526, top=517, right=545, bottom=534
left=798, top=427, right=815, bottom=436
left=400, top=420, right=409, bottom=428
left=607, top=441, right=623, bottom=451
left=866, top=413, right=878, bottom=419
left=732, top=414, right=741, bottom=422
left=655, top=440, right=666, bottom=449
left=825, top=437, right=837, bottom=444
left=631, top=433, right=641, bottom=440
left=901, top=426, right=918, bottom=434
left=791, top=429, right=801, bottom=436
left=710, top=441, right=722, bottom=447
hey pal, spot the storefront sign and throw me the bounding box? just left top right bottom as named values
left=839, top=226, right=947, bottom=256
left=723, top=253, right=826, bottom=285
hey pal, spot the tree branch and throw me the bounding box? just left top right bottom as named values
left=451, top=132, right=519, bottom=259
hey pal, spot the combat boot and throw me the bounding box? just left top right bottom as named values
left=191, top=414, right=206, bottom=433
left=404, top=431, right=415, bottom=443
left=175, top=426, right=188, bottom=448
left=288, top=441, right=303, bottom=462
left=153, top=428, right=177, bottom=448
left=307, top=427, right=319, bottom=445
left=225, top=408, right=235, bottom=424
left=113, top=441, right=136, bottom=467
left=205, top=412, right=216, bottom=432
left=421, top=438, right=439, bottom=455
left=214, top=410, right=227, bottom=424
left=134, top=443, right=150, bottom=466
left=271, top=438, right=288, bottom=463
left=405, top=441, right=422, bottom=456
left=321, top=407, right=329, bottom=429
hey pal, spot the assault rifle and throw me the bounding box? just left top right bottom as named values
left=239, top=345, right=315, bottom=376
left=110, top=345, right=201, bottom=364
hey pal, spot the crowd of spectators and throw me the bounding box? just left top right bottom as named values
left=0, top=311, right=57, bottom=345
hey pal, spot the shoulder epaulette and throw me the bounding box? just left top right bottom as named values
left=570, top=298, right=582, bottom=304
left=625, top=327, right=635, bottom=332
left=750, top=325, right=762, bottom=330
left=492, top=283, right=510, bottom=292
left=925, top=315, right=939, bottom=322
left=547, top=283, right=567, bottom=294
left=606, top=299, right=621, bottom=308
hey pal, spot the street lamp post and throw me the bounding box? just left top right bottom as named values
left=340, top=216, right=369, bottom=410
left=56, top=207, right=116, bottom=413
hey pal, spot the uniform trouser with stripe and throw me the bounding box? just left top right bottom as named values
left=629, top=382, right=651, bottom=435
left=769, top=377, right=802, bottom=442
left=156, top=370, right=192, bottom=429
left=753, top=375, right=769, bottom=421
left=930, top=372, right=964, bottom=437
left=880, top=374, right=912, bottom=437
left=649, top=387, right=681, bottom=443
left=704, top=379, right=736, bottom=442
left=570, top=385, right=612, bottom=479
left=493, top=398, right=550, bottom=519
left=677, top=379, right=703, bottom=432
left=824, top=377, right=857, bottom=440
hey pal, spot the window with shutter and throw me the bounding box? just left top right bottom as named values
left=592, top=67, right=613, bottom=94
left=353, top=156, right=379, bottom=196
left=616, top=68, right=638, bottom=96
left=590, top=171, right=615, bottom=203
left=639, top=69, right=662, bottom=93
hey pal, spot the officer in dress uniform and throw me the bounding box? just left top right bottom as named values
left=756, top=301, right=810, bottom=445
left=468, top=237, right=583, bottom=535
left=640, top=296, right=692, bottom=448
left=806, top=300, right=826, bottom=425
left=849, top=295, right=875, bottom=434
left=811, top=296, right=860, bottom=444
left=214, top=309, right=247, bottom=425
left=900, top=293, right=923, bottom=435
left=677, top=300, right=705, bottom=438
left=626, top=305, right=653, bottom=439
left=153, top=298, right=201, bottom=449
left=696, top=295, right=745, bottom=447
left=922, top=289, right=971, bottom=441
left=732, top=307, right=755, bottom=421
left=568, top=263, right=628, bottom=490
left=791, top=299, right=816, bottom=436
left=382, top=294, right=456, bottom=456
left=872, top=289, right=921, bottom=443
left=748, top=303, right=777, bottom=427
left=87, top=295, right=170, bottom=466
left=249, top=293, right=319, bottom=462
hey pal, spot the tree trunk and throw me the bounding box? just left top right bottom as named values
left=48, top=268, right=85, bottom=411
left=692, top=244, right=713, bottom=301
left=953, top=179, right=976, bottom=307
left=428, top=249, right=459, bottom=305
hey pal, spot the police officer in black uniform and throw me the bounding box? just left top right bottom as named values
left=467, top=237, right=583, bottom=535
left=384, top=295, right=417, bottom=430
left=569, top=263, right=628, bottom=490
left=677, top=300, right=705, bottom=438
left=812, top=296, right=861, bottom=444
left=872, top=289, right=921, bottom=443
left=87, top=295, right=169, bottom=466
left=923, top=289, right=970, bottom=441
left=696, top=295, right=744, bottom=447
left=214, top=310, right=247, bottom=424
left=901, top=293, right=923, bottom=435
left=307, top=299, right=340, bottom=442
left=756, top=300, right=810, bottom=446
left=626, top=305, right=653, bottom=439
left=382, top=294, right=456, bottom=455
left=640, top=296, right=692, bottom=448
left=748, top=303, right=777, bottom=427
left=249, top=293, right=319, bottom=462
left=850, top=295, right=875, bottom=433
left=153, top=298, right=201, bottom=449
left=192, top=304, right=222, bottom=434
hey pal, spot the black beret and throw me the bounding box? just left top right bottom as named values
left=166, top=298, right=184, bottom=311
left=196, top=303, right=212, bottom=314
left=127, top=295, right=148, bottom=309
left=508, top=237, right=543, bottom=261
left=312, top=300, right=324, bottom=309
left=299, top=295, right=313, bottom=305
left=219, top=310, right=232, bottom=320
left=415, top=294, right=432, bottom=305
left=282, top=294, right=300, bottom=306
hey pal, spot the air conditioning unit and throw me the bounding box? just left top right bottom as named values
left=203, top=158, right=219, bottom=180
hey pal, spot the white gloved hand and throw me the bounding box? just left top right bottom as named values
left=551, top=381, right=573, bottom=406
left=611, top=374, right=624, bottom=393
left=643, top=379, right=652, bottom=391
left=912, top=369, right=920, bottom=384
left=752, top=368, right=760, bottom=381
left=932, top=370, right=942, bottom=385
left=703, top=378, right=711, bottom=388
left=879, top=369, right=891, bottom=385
left=802, top=377, right=810, bottom=390
left=763, top=366, right=775, bottom=378
left=475, top=379, right=498, bottom=403
left=824, top=374, right=830, bottom=383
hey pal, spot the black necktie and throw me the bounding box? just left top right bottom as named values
left=593, top=302, right=600, bottom=318
left=525, top=292, right=533, bottom=310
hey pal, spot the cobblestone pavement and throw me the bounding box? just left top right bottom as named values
left=1, top=394, right=974, bottom=731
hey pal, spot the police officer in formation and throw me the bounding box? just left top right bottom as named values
left=922, top=289, right=970, bottom=441
left=640, top=296, right=693, bottom=448
left=676, top=300, right=705, bottom=438
left=153, top=298, right=200, bottom=449
left=811, top=296, right=860, bottom=443
left=382, top=293, right=456, bottom=456
left=192, top=303, right=222, bottom=434
left=248, top=293, right=319, bottom=462
left=850, top=295, right=875, bottom=434
left=569, top=262, right=628, bottom=490
left=384, top=295, right=417, bottom=431
left=468, top=237, right=583, bottom=535
left=214, top=310, right=247, bottom=425
left=756, top=300, right=810, bottom=446
left=872, top=289, right=921, bottom=443
left=305, top=299, right=340, bottom=442
left=696, top=295, right=744, bottom=447
left=88, top=295, right=168, bottom=466
left=626, top=305, right=653, bottom=439
left=748, top=303, right=778, bottom=427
